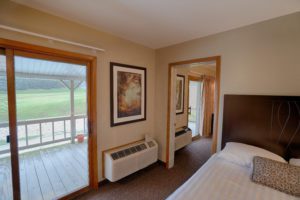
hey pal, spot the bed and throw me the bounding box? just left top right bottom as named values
left=167, top=95, right=300, bottom=200
left=167, top=154, right=299, bottom=200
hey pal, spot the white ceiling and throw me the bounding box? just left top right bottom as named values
left=12, top=0, right=300, bottom=49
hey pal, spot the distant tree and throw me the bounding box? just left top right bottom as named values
left=0, top=77, right=65, bottom=91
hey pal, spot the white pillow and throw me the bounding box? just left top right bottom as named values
left=218, top=142, right=287, bottom=168
left=289, top=158, right=300, bottom=167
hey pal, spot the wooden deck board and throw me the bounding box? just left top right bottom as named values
left=32, top=153, right=56, bottom=200
left=45, top=149, right=79, bottom=194
left=20, top=155, right=29, bottom=200
left=24, top=154, right=44, bottom=200
left=59, top=146, right=88, bottom=183
left=50, top=148, right=85, bottom=190
left=0, top=142, right=88, bottom=200
left=65, top=145, right=88, bottom=172
left=39, top=150, right=67, bottom=197
left=70, top=144, right=87, bottom=162
left=0, top=158, right=13, bottom=200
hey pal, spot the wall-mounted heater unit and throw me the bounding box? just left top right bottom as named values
left=104, top=139, right=158, bottom=182
left=175, top=127, right=192, bottom=151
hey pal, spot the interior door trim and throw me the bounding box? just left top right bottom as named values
left=166, top=56, right=221, bottom=168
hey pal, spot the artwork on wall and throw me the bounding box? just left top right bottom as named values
left=110, top=62, right=146, bottom=126
left=176, top=75, right=185, bottom=115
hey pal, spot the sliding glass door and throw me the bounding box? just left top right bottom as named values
left=14, top=53, right=89, bottom=199
left=0, top=48, right=13, bottom=200
left=0, top=39, right=97, bottom=200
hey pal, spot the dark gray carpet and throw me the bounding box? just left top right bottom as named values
left=76, top=138, right=212, bottom=200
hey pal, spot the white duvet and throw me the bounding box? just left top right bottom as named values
left=167, top=154, right=299, bottom=200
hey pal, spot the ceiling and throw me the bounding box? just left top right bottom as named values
left=12, top=0, right=300, bottom=49
left=0, top=55, right=86, bottom=80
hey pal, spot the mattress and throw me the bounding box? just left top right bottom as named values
left=167, top=154, right=298, bottom=200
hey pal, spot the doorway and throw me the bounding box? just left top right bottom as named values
left=166, top=56, right=220, bottom=168
left=0, top=39, right=98, bottom=200
left=188, top=78, right=202, bottom=137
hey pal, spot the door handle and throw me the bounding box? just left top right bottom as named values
left=188, top=107, right=191, bottom=115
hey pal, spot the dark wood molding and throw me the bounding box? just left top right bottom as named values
left=87, top=58, right=99, bottom=190
left=0, top=38, right=96, bottom=62
left=6, top=48, right=21, bottom=200
left=58, top=186, right=90, bottom=200
left=188, top=75, right=202, bottom=82
left=211, top=56, right=221, bottom=153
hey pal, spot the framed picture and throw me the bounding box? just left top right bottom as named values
left=176, top=75, right=185, bottom=115
left=110, top=62, right=146, bottom=126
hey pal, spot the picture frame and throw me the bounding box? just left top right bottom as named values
left=176, top=75, right=185, bottom=115
left=110, top=62, right=146, bottom=126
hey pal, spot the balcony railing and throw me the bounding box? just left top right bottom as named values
left=0, top=114, right=87, bottom=154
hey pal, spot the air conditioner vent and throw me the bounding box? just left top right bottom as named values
left=139, top=144, right=147, bottom=150
left=124, top=148, right=131, bottom=156
left=111, top=144, right=148, bottom=160
left=105, top=139, right=158, bottom=182
left=117, top=150, right=125, bottom=158
left=130, top=146, right=137, bottom=153
left=135, top=145, right=142, bottom=151
left=111, top=152, right=119, bottom=160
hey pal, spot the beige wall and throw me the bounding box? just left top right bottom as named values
left=155, top=12, right=300, bottom=162
left=0, top=1, right=155, bottom=180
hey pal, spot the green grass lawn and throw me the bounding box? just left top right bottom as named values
left=0, top=88, right=86, bottom=122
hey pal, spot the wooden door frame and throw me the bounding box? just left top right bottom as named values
left=6, top=48, right=21, bottom=200
left=166, top=56, right=221, bottom=168
left=187, top=75, right=202, bottom=140
left=0, top=38, right=98, bottom=200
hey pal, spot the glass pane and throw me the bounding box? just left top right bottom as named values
left=75, top=81, right=87, bottom=116
left=74, top=81, right=87, bottom=138
left=0, top=49, right=13, bottom=200
left=188, top=81, right=202, bottom=137
left=14, top=55, right=89, bottom=199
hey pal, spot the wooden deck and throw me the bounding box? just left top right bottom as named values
left=0, top=142, right=88, bottom=200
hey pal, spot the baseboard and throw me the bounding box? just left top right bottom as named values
left=192, top=135, right=201, bottom=141
left=98, top=179, right=109, bottom=187
left=157, top=159, right=166, bottom=167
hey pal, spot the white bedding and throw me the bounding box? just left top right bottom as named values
left=167, top=154, right=299, bottom=200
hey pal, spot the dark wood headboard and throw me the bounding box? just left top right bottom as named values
left=222, top=95, right=300, bottom=160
